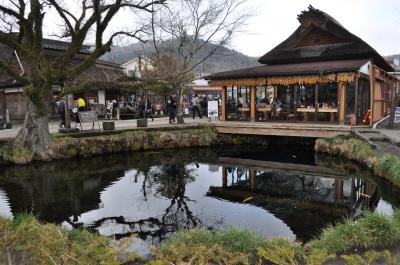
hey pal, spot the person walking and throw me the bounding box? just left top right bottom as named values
left=192, top=94, right=202, bottom=119
left=167, top=95, right=177, bottom=124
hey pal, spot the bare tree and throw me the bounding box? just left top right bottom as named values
left=0, top=0, right=165, bottom=160
left=146, top=0, right=253, bottom=107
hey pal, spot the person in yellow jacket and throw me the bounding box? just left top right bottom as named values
left=77, top=97, right=86, bottom=111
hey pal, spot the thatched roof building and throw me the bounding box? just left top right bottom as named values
left=207, top=6, right=399, bottom=126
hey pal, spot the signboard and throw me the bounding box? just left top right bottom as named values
left=395, top=107, right=400, bottom=123
left=207, top=100, right=218, bottom=118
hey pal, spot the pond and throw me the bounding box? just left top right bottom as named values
left=0, top=145, right=399, bottom=255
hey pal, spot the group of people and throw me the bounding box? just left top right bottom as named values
left=57, top=97, right=86, bottom=128
left=56, top=93, right=214, bottom=128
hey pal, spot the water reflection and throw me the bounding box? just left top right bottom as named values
left=0, top=147, right=399, bottom=254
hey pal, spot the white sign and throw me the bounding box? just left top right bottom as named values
left=395, top=107, right=400, bottom=123
left=207, top=100, right=218, bottom=118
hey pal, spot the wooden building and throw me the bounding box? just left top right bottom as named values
left=207, top=6, right=399, bottom=125
left=0, top=38, right=125, bottom=121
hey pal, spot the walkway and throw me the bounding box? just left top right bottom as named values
left=354, top=128, right=400, bottom=157
left=0, top=117, right=209, bottom=141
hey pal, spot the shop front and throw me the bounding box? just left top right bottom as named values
left=208, top=6, right=398, bottom=126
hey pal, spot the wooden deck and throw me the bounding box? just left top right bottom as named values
left=216, top=157, right=348, bottom=179
left=213, top=121, right=355, bottom=138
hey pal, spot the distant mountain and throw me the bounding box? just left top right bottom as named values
left=101, top=40, right=260, bottom=75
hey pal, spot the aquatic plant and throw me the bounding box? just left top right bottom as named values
left=0, top=214, right=140, bottom=265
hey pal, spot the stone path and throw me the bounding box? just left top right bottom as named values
left=354, top=128, right=400, bottom=157
left=0, top=117, right=210, bottom=141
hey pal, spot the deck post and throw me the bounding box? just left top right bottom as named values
left=250, top=86, right=256, bottom=122
left=220, top=86, right=226, bottom=121
left=339, top=82, right=346, bottom=124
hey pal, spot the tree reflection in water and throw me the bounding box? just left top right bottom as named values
left=0, top=147, right=399, bottom=247
left=71, top=157, right=201, bottom=243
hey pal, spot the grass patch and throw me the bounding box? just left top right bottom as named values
left=316, top=136, right=400, bottom=187
left=0, top=214, right=140, bottom=265
left=152, top=228, right=267, bottom=264
left=0, top=143, right=33, bottom=164
left=152, top=211, right=400, bottom=265
left=308, top=211, right=400, bottom=254
left=376, top=154, right=400, bottom=183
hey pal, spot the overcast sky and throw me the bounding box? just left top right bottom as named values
left=231, top=0, right=400, bottom=57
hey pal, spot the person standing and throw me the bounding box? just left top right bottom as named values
left=200, top=96, right=208, bottom=117
left=167, top=94, right=177, bottom=124
left=145, top=98, right=155, bottom=121
left=58, top=99, right=66, bottom=128
left=77, top=97, right=86, bottom=111
left=192, top=94, right=202, bottom=119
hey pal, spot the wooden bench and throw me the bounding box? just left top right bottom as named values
left=76, top=111, right=100, bottom=130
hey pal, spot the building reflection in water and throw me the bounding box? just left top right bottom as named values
left=0, top=148, right=399, bottom=251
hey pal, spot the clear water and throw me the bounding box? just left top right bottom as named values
left=0, top=146, right=399, bottom=255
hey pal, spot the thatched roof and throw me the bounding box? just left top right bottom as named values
left=258, top=5, right=392, bottom=72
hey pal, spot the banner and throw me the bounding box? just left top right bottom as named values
left=208, top=101, right=218, bottom=118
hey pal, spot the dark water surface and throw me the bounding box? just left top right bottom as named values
left=0, top=146, right=399, bottom=255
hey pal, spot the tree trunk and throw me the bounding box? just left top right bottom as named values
left=15, top=100, right=53, bottom=160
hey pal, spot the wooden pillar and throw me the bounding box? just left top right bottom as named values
left=250, top=86, right=256, bottom=122
left=334, top=179, right=343, bottom=202
left=222, top=167, right=227, bottom=187
left=339, top=83, right=346, bottom=124
left=354, top=77, right=359, bottom=123
left=249, top=169, right=256, bottom=191
left=369, top=64, right=375, bottom=125
left=220, top=86, right=226, bottom=121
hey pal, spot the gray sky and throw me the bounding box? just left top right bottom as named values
left=232, top=0, right=400, bottom=57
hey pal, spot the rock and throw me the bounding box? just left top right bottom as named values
left=102, top=121, right=115, bottom=131
left=137, top=118, right=148, bottom=127
left=177, top=113, right=185, bottom=124
left=5, top=123, right=12, bottom=129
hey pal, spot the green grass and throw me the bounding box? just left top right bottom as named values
left=308, top=211, right=400, bottom=254
left=376, top=154, right=400, bottom=183
left=316, top=136, right=400, bottom=187
left=152, top=211, right=400, bottom=265
left=0, top=214, right=139, bottom=265
left=315, top=136, right=376, bottom=166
